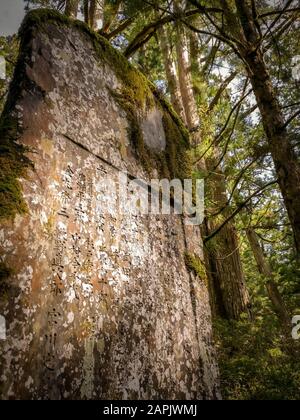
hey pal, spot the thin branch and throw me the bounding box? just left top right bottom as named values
left=105, top=17, right=134, bottom=40
left=212, top=107, right=240, bottom=171
left=188, top=0, right=246, bottom=49
left=183, top=19, right=249, bottom=69
left=240, top=104, right=258, bottom=119
left=125, top=9, right=195, bottom=57
left=212, top=79, right=249, bottom=170
left=264, top=12, right=299, bottom=50
left=209, top=155, right=260, bottom=219
left=262, top=0, right=294, bottom=38
left=242, top=223, right=291, bottom=230
left=4, top=57, right=16, bottom=66
left=259, top=7, right=300, bottom=19
left=282, top=101, right=300, bottom=109
left=251, top=0, right=263, bottom=38
left=204, top=180, right=278, bottom=244
left=201, top=40, right=220, bottom=76
left=194, top=87, right=252, bottom=164
left=208, top=71, right=238, bottom=113
left=283, top=109, right=300, bottom=128
left=215, top=244, right=242, bottom=260
left=124, top=6, right=223, bottom=57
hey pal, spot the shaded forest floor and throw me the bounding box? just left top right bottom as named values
left=215, top=313, right=300, bottom=400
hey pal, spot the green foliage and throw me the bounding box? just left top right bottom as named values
left=215, top=317, right=300, bottom=400
left=162, top=112, right=192, bottom=180
left=123, top=0, right=151, bottom=16
left=113, top=87, right=192, bottom=179
left=0, top=36, right=20, bottom=114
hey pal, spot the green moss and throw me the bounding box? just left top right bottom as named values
left=113, top=88, right=192, bottom=178
left=18, top=9, right=192, bottom=180
left=112, top=89, right=153, bottom=174
left=0, top=10, right=37, bottom=223
left=162, top=113, right=192, bottom=180
left=185, top=252, right=208, bottom=285
left=152, top=88, right=190, bottom=145
left=0, top=115, right=33, bottom=221
left=19, top=9, right=155, bottom=110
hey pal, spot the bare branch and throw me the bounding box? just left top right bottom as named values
left=204, top=180, right=279, bottom=244
left=283, top=109, right=300, bottom=128
left=259, top=7, right=300, bottom=19
left=262, top=0, right=295, bottom=36
left=209, top=156, right=261, bottom=219
left=125, top=9, right=199, bottom=57
left=212, top=101, right=243, bottom=171
left=194, top=87, right=252, bottom=164
left=188, top=0, right=245, bottom=49
left=282, top=101, right=300, bottom=109
left=208, top=71, right=238, bottom=113
left=105, top=18, right=134, bottom=40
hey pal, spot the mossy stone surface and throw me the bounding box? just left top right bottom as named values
left=0, top=115, right=33, bottom=221
left=185, top=252, right=208, bottom=285
left=18, top=9, right=192, bottom=181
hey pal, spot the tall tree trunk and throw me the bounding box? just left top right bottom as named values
left=65, top=0, right=79, bottom=18
left=229, top=0, right=300, bottom=258
left=205, top=156, right=252, bottom=320
left=246, top=228, right=290, bottom=328
left=171, top=1, right=251, bottom=320
left=187, top=13, right=251, bottom=320
left=157, top=23, right=186, bottom=123
left=205, top=221, right=252, bottom=320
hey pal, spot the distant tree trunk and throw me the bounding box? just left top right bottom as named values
left=88, top=0, right=104, bottom=30
left=174, top=1, right=200, bottom=140
left=205, top=156, right=252, bottom=320
left=246, top=228, right=290, bottom=328
left=102, top=0, right=122, bottom=33
left=65, top=0, right=79, bottom=18
left=158, top=23, right=186, bottom=123
left=83, top=0, right=89, bottom=24
left=89, top=0, right=97, bottom=29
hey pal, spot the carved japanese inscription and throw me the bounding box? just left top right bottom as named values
left=0, top=17, right=220, bottom=400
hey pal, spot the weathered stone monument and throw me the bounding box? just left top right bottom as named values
left=0, top=10, right=220, bottom=400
